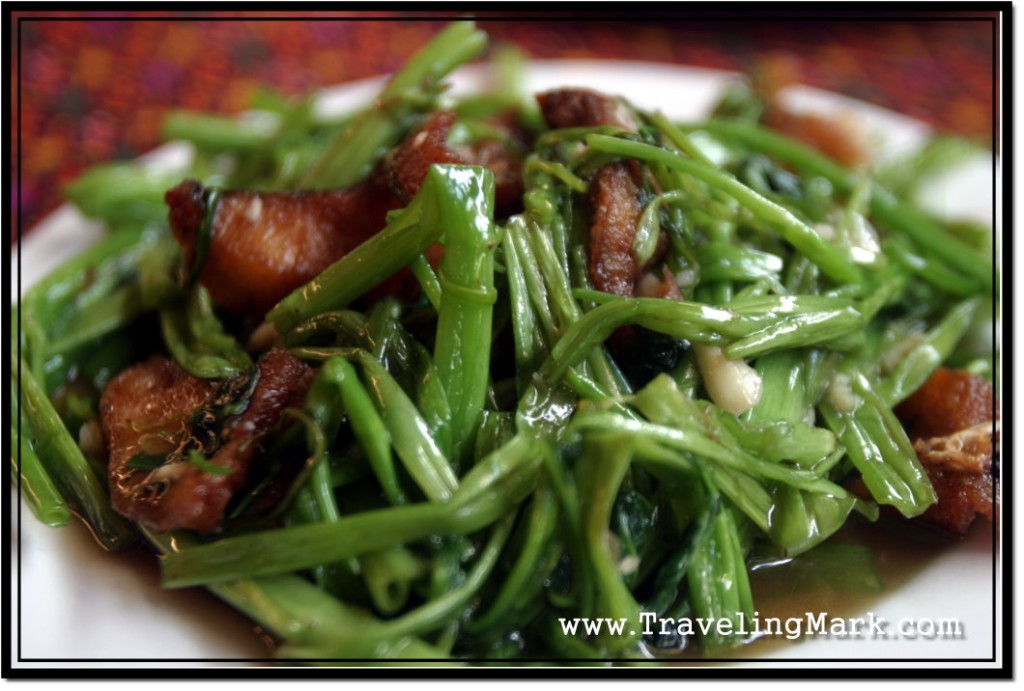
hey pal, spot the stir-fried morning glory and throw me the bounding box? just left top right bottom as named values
left=14, top=21, right=996, bottom=662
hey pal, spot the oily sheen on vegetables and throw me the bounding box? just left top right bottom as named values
left=14, top=20, right=996, bottom=662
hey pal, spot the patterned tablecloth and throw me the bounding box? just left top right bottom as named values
left=12, top=11, right=998, bottom=236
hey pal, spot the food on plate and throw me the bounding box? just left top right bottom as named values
left=386, top=109, right=527, bottom=216
left=101, top=348, right=313, bottom=533
left=166, top=177, right=401, bottom=316
left=894, top=367, right=997, bottom=535
left=14, top=20, right=996, bottom=662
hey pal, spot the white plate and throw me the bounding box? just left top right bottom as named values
left=10, top=61, right=1000, bottom=670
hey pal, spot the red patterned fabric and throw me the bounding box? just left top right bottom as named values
left=12, top=12, right=997, bottom=236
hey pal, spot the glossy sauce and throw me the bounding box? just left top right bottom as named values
left=101, top=514, right=995, bottom=662
left=18, top=496, right=991, bottom=662
left=712, top=514, right=995, bottom=659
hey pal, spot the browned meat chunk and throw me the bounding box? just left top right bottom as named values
left=167, top=177, right=400, bottom=317
left=754, top=56, right=871, bottom=168
left=537, top=88, right=648, bottom=299
left=589, top=163, right=643, bottom=297
left=169, top=113, right=528, bottom=316
left=536, top=88, right=638, bottom=131
left=912, top=425, right=995, bottom=535
left=896, top=367, right=994, bottom=439
left=458, top=134, right=526, bottom=218
left=537, top=88, right=676, bottom=365
left=895, top=368, right=997, bottom=535
left=100, top=348, right=313, bottom=533
left=764, top=109, right=871, bottom=169
left=385, top=111, right=525, bottom=216
left=386, top=112, right=463, bottom=202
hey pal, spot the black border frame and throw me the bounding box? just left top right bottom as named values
left=3, top=1, right=1013, bottom=680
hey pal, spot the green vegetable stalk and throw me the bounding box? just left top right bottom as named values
left=15, top=353, right=136, bottom=551
left=432, top=166, right=497, bottom=465
left=301, top=21, right=487, bottom=188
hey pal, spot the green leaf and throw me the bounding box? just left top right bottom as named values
left=187, top=450, right=234, bottom=477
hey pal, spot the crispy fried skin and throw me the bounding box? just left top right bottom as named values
left=912, top=425, right=994, bottom=535
left=168, top=113, right=527, bottom=316
left=101, top=348, right=312, bottom=533
left=895, top=368, right=997, bottom=535
left=896, top=367, right=994, bottom=439
left=762, top=109, right=871, bottom=169
left=386, top=112, right=463, bottom=202
left=537, top=88, right=646, bottom=299
left=537, top=88, right=663, bottom=361
left=458, top=134, right=526, bottom=217
left=385, top=111, right=525, bottom=217
left=589, top=164, right=643, bottom=298
left=536, top=88, right=638, bottom=131
left=755, top=57, right=870, bottom=168
left=167, top=177, right=400, bottom=316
